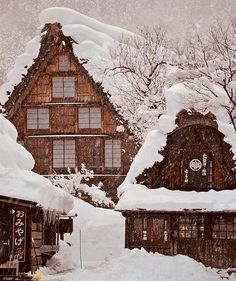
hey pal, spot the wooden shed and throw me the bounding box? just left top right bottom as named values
left=116, top=110, right=236, bottom=268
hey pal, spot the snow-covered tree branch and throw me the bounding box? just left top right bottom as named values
left=108, top=26, right=177, bottom=140
left=49, top=165, right=115, bottom=208
left=179, top=20, right=236, bottom=130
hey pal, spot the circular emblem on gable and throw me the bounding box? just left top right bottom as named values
left=189, top=159, right=202, bottom=171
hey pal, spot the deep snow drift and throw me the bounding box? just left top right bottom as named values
left=40, top=197, right=234, bottom=281
left=0, top=114, right=73, bottom=212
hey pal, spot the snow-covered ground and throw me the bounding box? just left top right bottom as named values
left=40, top=197, right=236, bottom=281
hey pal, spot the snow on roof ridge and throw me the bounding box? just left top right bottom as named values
left=39, top=7, right=134, bottom=41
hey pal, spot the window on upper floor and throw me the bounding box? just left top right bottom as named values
left=52, top=76, right=75, bottom=98
left=78, top=107, right=101, bottom=129
left=59, top=55, right=69, bottom=71
left=27, top=108, right=49, bottom=130
left=105, top=139, right=121, bottom=168
left=53, top=139, right=76, bottom=169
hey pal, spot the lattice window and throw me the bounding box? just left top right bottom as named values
left=52, top=76, right=75, bottom=98
left=59, top=55, right=69, bottom=71
left=53, top=139, right=76, bottom=169
left=212, top=217, right=236, bottom=239
left=105, top=140, right=121, bottom=168
left=27, top=108, right=49, bottom=129
left=78, top=107, right=101, bottom=129
left=179, top=216, right=204, bottom=239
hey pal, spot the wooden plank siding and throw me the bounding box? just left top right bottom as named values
left=124, top=211, right=236, bottom=268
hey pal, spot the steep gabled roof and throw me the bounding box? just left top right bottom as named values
left=2, top=21, right=136, bottom=141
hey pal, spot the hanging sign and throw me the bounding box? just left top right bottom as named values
left=12, top=208, right=26, bottom=262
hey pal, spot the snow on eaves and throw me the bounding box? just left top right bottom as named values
left=39, top=7, right=133, bottom=42
left=116, top=184, right=236, bottom=212
left=0, top=168, right=73, bottom=213
left=0, top=114, right=73, bottom=213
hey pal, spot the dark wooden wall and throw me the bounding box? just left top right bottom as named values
left=137, top=114, right=236, bottom=191
left=124, top=211, right=236, bottom=268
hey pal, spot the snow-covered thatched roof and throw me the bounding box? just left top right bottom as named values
left=0, top=114, right=73, bottom=213
left=116, top=83, right=236, bottom=212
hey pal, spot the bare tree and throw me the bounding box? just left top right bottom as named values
left=180, top=20, right=236, bottom=130
left=108, top=26, right=176, bottom=140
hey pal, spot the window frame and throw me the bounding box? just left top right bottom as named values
left=212, top=216, right=236, bottom=240
left=52, top=139, right=76, bottom=169
left=27, top=108, right=49, bottom=130
left=78, top=107, right=102, bottom=129
left=178, top=216, right=205, bottom=239
left=104, top=139, right=122, bottom=168
left=52, top=76, right=76, bottom=99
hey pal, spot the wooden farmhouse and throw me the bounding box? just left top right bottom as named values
left=3, top=23, right=137, bottom=199
left=116, top=110, right=236, bottom=268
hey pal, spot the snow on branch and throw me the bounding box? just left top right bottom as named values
left=177, top=20, right=236, bottom=130
left=49, top=165, right=114, bottom=208
left=107, top=26, right=178, bottom=140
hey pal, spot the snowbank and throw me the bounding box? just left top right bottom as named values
left=41, top=197, right=225, bottom=281
left=0, top=114, right=34, bottom=170
left=116, top=184, right=236, bottom=211
left=0, top=114, right=73, bottom=213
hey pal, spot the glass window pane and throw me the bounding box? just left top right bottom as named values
left=27, top=108, right=38, bottom=129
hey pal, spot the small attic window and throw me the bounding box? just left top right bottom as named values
left=59, top=55, right=69, bottom=71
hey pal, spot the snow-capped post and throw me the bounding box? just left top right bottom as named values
left=178, top=20, right=236, bottom=132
